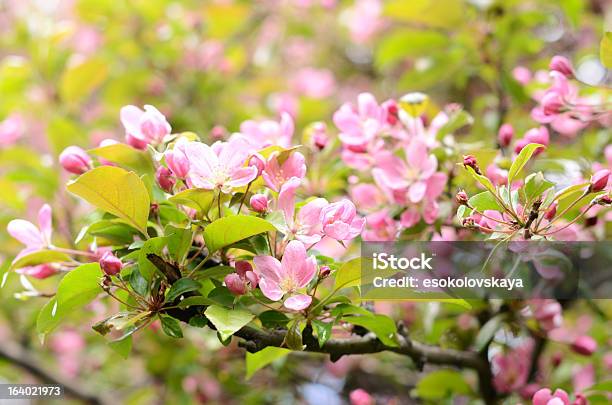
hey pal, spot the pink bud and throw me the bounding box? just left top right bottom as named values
left=210, top=125, right=227, bottom=140
left=248, top=154, right=265, bottom=176
left=312, top=122, right=329, bottom=150
left=532, top=388, right=570, bottom=405
left=455, top=190, right=469, bottom=206
left=573, top=393, right=587, bottom=405
left=250, top=194, right=268, bottom=213
left=100, top=251, right=123, bottom=276
left=498, top=124, right=514, bottom=147
left=126, top=133, right=148, bottom=150
left=349, top=389, right=373, bottom=405
left=319, top=265, right=331, bottom=278
left=571, top=335, right=597, bottom=356
left=462, top=155, right=481, bottom=174
left=524, top=126, right=550, bottom=146
left=544, top=202, right=557, bottom=220
left=224, top=273, right=247, bottom=295
left=590, top=169, right=610, bottom=192
left=165, top=147, right=189, bottom=178
left=514, top=138, right=529, bottom=154
left=59, top=146, right=92, bottom=174
left=549, top=55, right=573, bottom=78
left=156, top=166, right=175, bottom=193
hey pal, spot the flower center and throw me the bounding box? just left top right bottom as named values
left=279, top=277, right=297, bottom=293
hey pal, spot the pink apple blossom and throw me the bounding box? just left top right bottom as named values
left=165, top=139, right=190, bottom=178
left=253, top=240, right=317, bottom=310
left=529, top=299, right=563, bottom=331
left=492, top=340, right=532, bottom=393
left=571, top=335, right=597, bottom=356
left=238, top=112, right=294, bottom=149
left=185, top=137, right=258, bottom=193
left=277, top=177, right=328, bottom=245
left=59, top=146, right=92, bottom=174
left=290, top=68, right=335, bottom=99
left=320, top=200, right=365, bottom=241
left=120, top=104, right=171, bottom=148
left=342, top=0, right=383, bottom=44
left=590, top=169, right=610, bottom=192
left=156, top=166, right=175, bottom=193
left=549, top=55, right=574, bottom=78
left=498, top=123, right=514, bottom=147
left=7, top=204, right=53, bottom=259
left=334, top=93, right=387, bottom=148
left=224, top=261, right=258, bottom=296
left=362, top=210, right=398, bottom=241
left=0, top=114, right=24, bottom=146
left=262, top=151, right=307, bottom=192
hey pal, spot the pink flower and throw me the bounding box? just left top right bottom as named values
left=362, top=210, right=398, bottom=241
left=334, top=93, right=387, bottom=148
left=224, top=261, right=258, bottom=295
left=373, top=139, right=445, bottom=203
left=549, top=55, right=574, bottom=78
left=239, top=112, right=294, bottom=149
left=524, top=126, right=550, bottom=146
left=0, top=114, right=24, bottom=146
left=156, top=166, right=175, bottom=193
left=290, top=68, right=335, bottom=99
left=185, top=138, right=258, bottom=193
left=532, top=388, right=570, bottom=405
left=498, top=123, right=514, bottom=147
left=349, top=388, right=374, bottom=405
left=320, top=200, right=365, bottom=241
left=253, top=240, right=317, bottom=310
left=277, top=177, right=328, bottom=245
left=342, top=0, right=383, bottom=43
left=59, top=146, right=92, bottom=174
left=512, top=66, right=532, bottom=85
left=492, top=341, right=532, bottom=393
left=100, top=251, right=122, bottom=276
left=7, top=204, right=53, bottom=259
left=165, top=139, right=190, bottom=178
left=571, top=335, right=597, bottom=356
left=120, top=104, right=171, bottom=148
left=262, top=151, right=307, bottom=192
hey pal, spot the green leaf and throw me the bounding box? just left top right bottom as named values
left=284, top=319, right=305, bottom=350
left=415, top=369, right=472, bottom=400
left=194, top=265, right=234, bottom=281
left=36, top=263, right=102, bottom=336
left=524, top=172, right=555, bottom=202
left=169, top=188, right=216, bottom=215
left=343, top=314, right=399, bottom=347
left=138, top=237, right=167, bottom=280
left=59, top=57, right=108, bottom=103
left=554, top=182, right=590, bottom=201
left=600, top=32, right=612, bottom=68
left=437, top=109, right=473, bottom=138
left=89, top=143, right=153, bottom=173
left=165, top=278, right=202, bottom=303
left=204, top=305, right=255, bottom=340
left=165, top=226, right=192, bottom=264
left=188, top=315, right=208, bottom=328
left=245, top=346, right=291, bottom=380
left=9, top=250, right=71, bottom=271
left=312, top=320, right=333, bottom=348
left=258, top=310, right=290, bottom=328
left=203, top=215, right=276, bottom=253
left=464, top=166, right=496, bottom=195
left=330, top=304, right=373, bottom=317
left=109, top=336, right=132, bottom=359
left=474, top=314, right=505, bottom=351
left=160, top=315, right=183, bottom=338
left=67, top=166, right=150, bottom=235
left=468, top=191, right=502, bottom=212
left=586, top=380, right=612, bottom=393
left=375, top=29, right=449, bottom=69
left=508, top=143, right=544, bottom=184
left=129, top=268, right=148, bottom=297
left=333, top=258, right=361, bottom=290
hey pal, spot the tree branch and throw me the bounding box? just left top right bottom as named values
left=0, top=341, right=109, bottom=405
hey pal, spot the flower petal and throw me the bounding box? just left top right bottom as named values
left=259, top=278, right=284, bottom=301
left=7, top=219, right=44, bottom=248
left=38, top=204, right=52, bottom=244
left=253, top=255, right=283, bottom=283
left=283, top=294, right=312, bottom=311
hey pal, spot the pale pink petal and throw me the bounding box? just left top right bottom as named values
left=185, top=142, right=218, bottom=179
left=281, top=240, right=308, bottom=282
left=298, top=198, right=328, bottom=231
left=405, top=139, right=428, bottom=169
left=253, top=255, right=283, bottom=283
left=295, top=257, right=317, bottom=288
left=408, top=181, right=427, bottom=203
left=120, top=105, right=144, bottom=135
left=259, top=278, right=284, bottom=301
left=38, top=204, right=52, bottom=244
left=7, top=220, right=44, bottom=248
left=425, top=173, right=447, bottom=199
left=278, top=177, right=301, bottom=227
left=280, top=112, right=294, bottom=143
left=227, top=166, right=258, bottom=188
left=348, top=217, right=365, bottom=239
left=296, top=233, right=322, bottom=246
left=357, top=93, right=379, bottom=118
left=282, top=152, right=307, bottom=179
left=323, top=221, right=350, bottom=240
left=400, top=209, right=420, bottom=228
left=283, top=294, right=312, bottom=310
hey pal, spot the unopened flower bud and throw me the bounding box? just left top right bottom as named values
left=156, top=166, right=175, bottom=193
left=551, top=351, right=563, bottom=367
left=549, top=55, right=574, bottom=78
left=455, top=190, right=469, bottom=206
left=596, top=194, right=612, bottom=206
left=311, top=122, right=328, bottom=150
left=571, top=335, right=597, bottom=356
left=250, top=194, right=268, bottom=213
left=210, top=125, right=227, bottom=140
left=248, top=154, right=265, bottom=176
left=498, top=124, right=514, bottom=147
left=590, top=169, right=610, bottom=192
left=224, top=273, right=247, bottom=295
left=126, top=133, right=148, bottom=150
left=462, top=216, right=476, bottom=228
left=59, top=146, right=92, bottom=174
left=100, top=251, right=123, bottom=276
left=463, top=155, right=481, bottom=174
left=349, top=389, right=373, bottom=405
left=573, top=393, right=588, bottom=405
left=544, top=202, right=557, bottom=220
left=319, top=265, right=331, bottom=278
left=165, top=147, right=189, bottom=178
